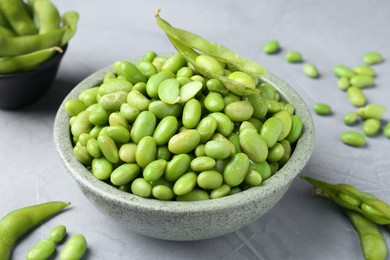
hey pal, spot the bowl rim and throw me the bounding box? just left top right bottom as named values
left=53, top=57, right=315, bottom=213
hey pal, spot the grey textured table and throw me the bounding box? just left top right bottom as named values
left=1, top=0, right=390, bottom=259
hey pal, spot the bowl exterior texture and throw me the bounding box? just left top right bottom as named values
left=0, top=46, right=67, bottom=110
left=54, top=64, right=315, bottom=241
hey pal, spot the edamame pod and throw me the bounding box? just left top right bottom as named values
left=60, top=11, right=79, bottom=46
left=0, top=0, right=37, bottom=35
left=32, top=0, right=61, bottom=34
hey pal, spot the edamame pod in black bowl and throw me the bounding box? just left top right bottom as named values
left=0, top=45, right=67, bottom=110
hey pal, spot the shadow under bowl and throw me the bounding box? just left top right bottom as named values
left=0, top=45, right=67, bottom=110
left=53, top=63, right=315, bottom=241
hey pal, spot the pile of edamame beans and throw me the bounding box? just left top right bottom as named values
left=65, top=50, right=303, bottom=201
left=0, top=0, right=78, bottom=74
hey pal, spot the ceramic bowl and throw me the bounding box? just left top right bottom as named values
left=53, top=62, right=315, bottom=241
left=0, top=45, right=67, bottom=110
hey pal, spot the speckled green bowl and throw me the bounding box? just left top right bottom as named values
left=53, top=62, right=315, bottom=241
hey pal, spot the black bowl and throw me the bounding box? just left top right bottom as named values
left=0, top=45, right=67, bottom=110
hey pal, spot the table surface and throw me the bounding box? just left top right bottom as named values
left=1, top=0, right=390, bottom=259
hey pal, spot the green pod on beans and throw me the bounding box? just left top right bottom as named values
left=127, top=89, right=151, bottom=111
left=111, top=163, right=141, bottom=186
left=153, top=116, right=179, bottom=145
left=97, top=134, right=119, bottom=164
left=285, top=51, right=302, bottom=63
left=362, top=118, right=381, bottom=136
left=177, top=189, right=210, bottom=201
left=197, top=170, right=223, bottom=190
left=152, top=185, right=174, bottom=201
left=182, top=99, right=202, bottom=128
left=61, top=11, right=79, bottom=46
left=135, top=136, right=157, bottom=168
left=173, top=172, right=198, bottom=196
left=357, top=104, right=387, bottom=120
left=347, top=87, right=366, bottom=107
left=59, top=234, right=87, bottom=260
left=98, top=91, right=127, bottom=111
left=130, top=111, right=156, bottom=144
left=196, top=116, right=218, bottom=143
left=26, top=238, right=56, bottom=260
left=148, top=100, right=182, bottom=119
left=92, top=157, right=113, bottom=180
left=131, top=178, right=152, bottom=198
left=263, top=40, right=279, bottom=54
left=333, top=65, right=355, bottom=78
left=98, top=79, right=133, bottom=96
left=168, top=129, right=201, bottom=154
left=260, top=117, right=283, bottom=148
left=350, top=74, right=374, bottom=88
left=338, top=192, right=361, bottom=207
left=223, top=153, right=250, bottom=186
left=161, top=53, right=187, bottom=73
left=363, top=52, right=383, bottom=65
left=224, top=100, right=254, bottom=122
left=285, top=115, right=303, bottom=144
left=340, top=131, right=366, bottom=147
left=165, top=154, right=191, bottom=182
left=114, top=61, right=146, bottom=84
left=209, top=112, right=234, bottom=137
left=143, top=159, right=167, bottom=182
left=239, top=128, right=268, bottom=163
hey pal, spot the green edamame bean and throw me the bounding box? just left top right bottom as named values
left=223, top=93, right=240, bottom=105
left=59, top=234, right=87, bottom=260
left=65, top=99, right=86, bottom=117
left=314, top=103, right=332, bottom=115
left=195, top=144, right=206, bottom=157
left=195, top=54, right=225, bottom=75
left=152, top=185, right=174, bottom=201
left=153, top=116, right=179, bottom=145
left=229, top=187, right=241, bottom=195
left=204, top=139, right=231, bottom=160
left=161, top=53, right=186, bottom=73
left=158, top=78, right=180, bottom=104
left=338, top=192, right=361, bottom=207
left=266, top=99, right=284, bottom=113
left=206, top=78, right=229, bottom=95
left=130, top=111, right=156, bottom=144
left=176, top=189, right=210, bottom=201
left=343, top=112, right=359, bottom=126
left=210, top=184, right=231, bottom=199
left=176, top=66, right=193, bottom=78
left=224, top=100, right=254, bottom=122
left=361, top=203, right=382, bottom=216
left=173, top=172, right=197, bottom=196
left=223, top=153, right=250, bottom=186
left=99, top=91, right=127, bottom=111
left=274, top=110, right=293, bottom=140
left=86, top=138, right=101, bottom=158
left=148, top=100, right=182, bottom=119
left=245, top=94, right=268, bottom=119
left=131, top=178, right=152, bottom=198
left=362, top=118, right=381, bottom=136
left=267, top=143, right=285, bottom=163
left=228, top=133, right=242, bottom=153
left=71, top=111, right=92, bottom=138
left=260, top=117, right=283, bottom=148
left=156, top=146, right=172, bottom=161
left=168, top=129, right=201, bottom=154
left=91, top=157, right=113, bottom=180
left=197, top=170, right=223, bottom=190
left=111, top=163, right=141, bottom=186
left=78, top=87, right=99, bottom=107
left=78, top=133, right=92, bottom=147
left=347, top=87, right=366, bottom=107
left=228, top=71, right=257, bottom=88
left=363, top=52, right=383, bottom=65
left=98, top=79, right=133, bottom=96
left=333, top=65, right=355, bottom=78
left=263, top=40, right=280, bottom=54
left=179, top=81, right=203, bottom=102
left=26, top=238, right=56, bottom=260
left=182, top=99, right=202, bottom=129
left=285, top=115, right=303, bottom=144
left=196, top=116, right=218, bottom=143
left=103, top=73, right=116, bottom=82
left=239, top=129, right=268, bottom=162
left=136, top=60, right=158, bottom=79
left=108, top=112, right=130, bottom=131
left=285, top=51, right=302, bottom=63
left=204, top=92, right=225, bottom=112
left=279, top=140, right=292, bottom=166
left=337, top=77, right=350, bottom=91
left=209, top=112, right=234, bottom=137
left=113, top=61, right=146, bottom=84
left=340, top=131, right=366, bottom=147
left=143, top=159, right=167, bottom=182
left=120, top=103, right=140, bottom=122
left=244, top=170, right=262, bottom=186
left=106, top=125, right=130, bottom=143
left=303, top=63, right=319, bottom=78
left=146, top=73, right=171, bottom=98
left=97, top=134, right=119, bottom=164
left=49, top=225, right=67, bottom=243
left=350, top=74, right=374, bottom=88
left=144, top=51, right=157, bottom=62
left=190, top=75, right=206, bottom=85
left=357, top=104, right=387, bottom=120
left=190, top=156, right=216, bottom=172
left=165, top=154, right=191, bottom=182
left=284, top=103, right=295, bottom=115
left=88, top=104, right=109, bottom=126
left=353, top=65, right=375, bottom=77
left=132, top=82, right=147, bottom=94
left=73, top=143, right=92, bottom=165
left=249, top=160, right=272, bottom=181
left=384, top=122, right=390, bottom=138
left=135, top=136, right=156, bottom=168
left=127, top=89, right=151, bottom=111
